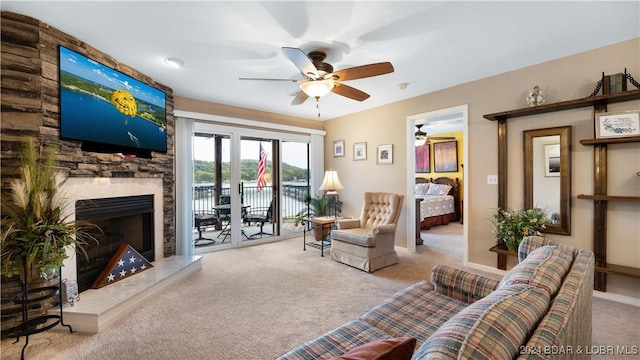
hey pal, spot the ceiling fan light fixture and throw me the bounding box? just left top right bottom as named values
left=300, top=80, right=334, bottom=98
left=415, top=124, right=427, bottom=146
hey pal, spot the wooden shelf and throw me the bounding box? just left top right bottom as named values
left=577, top=194, right=640, bottom=202
left=579, top=136, right=640, bottom=145
left=483, top=89, right=640, bottom=121
left=489, top=245, right=517, bottom=256
left=595, top=264, right=640, bottom=279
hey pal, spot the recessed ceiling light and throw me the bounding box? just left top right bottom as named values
left=164, top=57, right=184, bottom=68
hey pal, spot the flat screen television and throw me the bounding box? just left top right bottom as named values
left=59, top=46, right=167, bottom=156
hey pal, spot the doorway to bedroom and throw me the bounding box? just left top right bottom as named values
left=407, top=105, right=468, bottom=261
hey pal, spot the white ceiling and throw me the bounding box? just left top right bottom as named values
left=3, top=1, right=639, bottom=121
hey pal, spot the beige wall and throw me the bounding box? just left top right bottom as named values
left=325, top=38, right=639, bottom=298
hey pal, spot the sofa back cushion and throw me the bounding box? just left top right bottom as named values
left=499, top=244, right=574, bottom=297
left=413, top=284, right=550, bottom=360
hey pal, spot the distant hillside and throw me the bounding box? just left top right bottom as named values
left=194, top=160, right=307, bottom=183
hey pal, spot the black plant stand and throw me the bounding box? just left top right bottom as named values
left=12, top=266, right=73, bottom=360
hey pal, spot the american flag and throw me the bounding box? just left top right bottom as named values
left=257, top=143, right=268, bottom=192
left=92, top=244, right=153, bottom=289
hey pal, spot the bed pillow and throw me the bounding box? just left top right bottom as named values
left=425, top=183, right=452, bottom=196
left=415, top=183, right=431, bottom=196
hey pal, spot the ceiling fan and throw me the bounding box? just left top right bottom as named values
left=415, top=124, right=455, bottom=146
left=239, top=47, right=394, bottom=115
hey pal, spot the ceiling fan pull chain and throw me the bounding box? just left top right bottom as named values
left=315, top=96, right=321, bottom=117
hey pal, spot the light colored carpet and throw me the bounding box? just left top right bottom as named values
left=1, top=223, right=638, bottom=359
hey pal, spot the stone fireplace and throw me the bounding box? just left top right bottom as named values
left=60, top=178, right=165, bottom=286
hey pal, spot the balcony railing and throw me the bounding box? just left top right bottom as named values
left=193, top=183, right=309, bottom=220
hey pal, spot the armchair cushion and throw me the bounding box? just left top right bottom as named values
left=334, top=228, right=376, bottom=247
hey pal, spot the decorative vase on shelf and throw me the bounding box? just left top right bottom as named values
left=526, top=86, right=546, bottom=107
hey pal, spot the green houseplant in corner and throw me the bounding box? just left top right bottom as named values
left=0, top=137, right=99, bottom=337
left=492, top=207, right=549, bottom=252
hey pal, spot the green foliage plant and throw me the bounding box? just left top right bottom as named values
left=1, top=137, right=99, bottom=281
left=491, top=207, right=549, bottom=252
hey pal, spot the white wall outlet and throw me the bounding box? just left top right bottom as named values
left=487, top=175, right=498, bottom=184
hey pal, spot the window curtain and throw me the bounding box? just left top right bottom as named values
left=175, top=117, right=194, bottom=257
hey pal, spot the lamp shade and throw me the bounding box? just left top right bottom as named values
left=300, top=80, right=335, bottom=98
left=319, top=170, right=344, bottom=194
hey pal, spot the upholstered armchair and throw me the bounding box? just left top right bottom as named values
left=330, top=192, right=404, bottom=272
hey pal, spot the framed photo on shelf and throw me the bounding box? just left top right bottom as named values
left=433, top=140, right=458, bottom=172
left=595, top=111, right=640, bottom=139
left=333, top=140, right=345, bottom=157
left=544, top=143, right=560, bottom=177
left=376, top=144, right=393, bottom=164
left=353, top=142, right=367, bottom=161
left=415, top=143, right=430, bottom=173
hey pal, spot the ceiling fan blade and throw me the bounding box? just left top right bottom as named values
left=282, top=47, right=319, bottom=79
left=291, top=90, right=309, bottom=105
left=330, top=62, right=394, bottom=81
left=331, top=82, right=370, bottom=101
left=238, top=77, right=303, bottom=82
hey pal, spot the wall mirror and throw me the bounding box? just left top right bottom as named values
left=523, top=126, right=571, bottom=235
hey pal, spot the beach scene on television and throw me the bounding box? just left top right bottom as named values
left=59, top=46, right=167, bottom=152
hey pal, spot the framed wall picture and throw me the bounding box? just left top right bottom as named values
left=376, top=144, right=393, bottom=164
left=353, top=142, right=367, bottom=161
left=595, top=110, right=640, bottom=139
left=415, top=143, right=430, bottom=173
left=333, top=140, right=345, bottom=157
left=544, top=143, right=560, bottom=177
left=433, top=141, right=458, bottom=172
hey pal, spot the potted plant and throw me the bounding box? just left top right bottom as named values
left=1, top=137, right=98, bottom=335
left=491, top=207, right=548, bottom=252
left=295, top=194, right=342, bottom=241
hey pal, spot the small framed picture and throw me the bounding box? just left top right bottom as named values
left=376, top=144, right=393, bottom=164
left=595, top=111, right=640, bottom=139
left=353, top=142, right=367, bottom=161
left=544, top=143, right=560, bottom=177
left=333, top=140, right=345, bottom=157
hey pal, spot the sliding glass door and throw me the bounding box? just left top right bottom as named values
left=191, top=123, right=309, bottom=250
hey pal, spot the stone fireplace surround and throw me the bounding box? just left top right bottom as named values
left=0, top=12, right=202, bottom=334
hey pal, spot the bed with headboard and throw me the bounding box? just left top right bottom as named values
left=415, top=176, right=460, bottom=230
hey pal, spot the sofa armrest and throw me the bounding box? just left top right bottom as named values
left=337, top=218, right=361, bottom=230
left=430, top=264, right=500, bottom=304
left=372, top=223, right=395, bottom=235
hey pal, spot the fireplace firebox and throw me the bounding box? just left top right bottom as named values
left=75, top=195, right=155, bottom=293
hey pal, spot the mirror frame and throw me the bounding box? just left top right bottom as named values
left=523, top=126, right=571, bottom=235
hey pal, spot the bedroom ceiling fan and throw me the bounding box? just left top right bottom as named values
left=239, top=47, right=394, bottom=116
left=415, top=124, right=456, bottom=146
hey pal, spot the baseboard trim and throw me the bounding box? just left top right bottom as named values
left=465, top=261, right=508, bottom=276
left=593, top=290, right=640, bottom=307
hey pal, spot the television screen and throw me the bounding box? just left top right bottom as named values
left=59, top=46, right=167, bottom=153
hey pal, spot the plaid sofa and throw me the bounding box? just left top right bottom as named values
left=277, top=236, right=594, bottom=360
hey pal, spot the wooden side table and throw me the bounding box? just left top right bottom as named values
left=489, top=244, right=517, bottom=270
